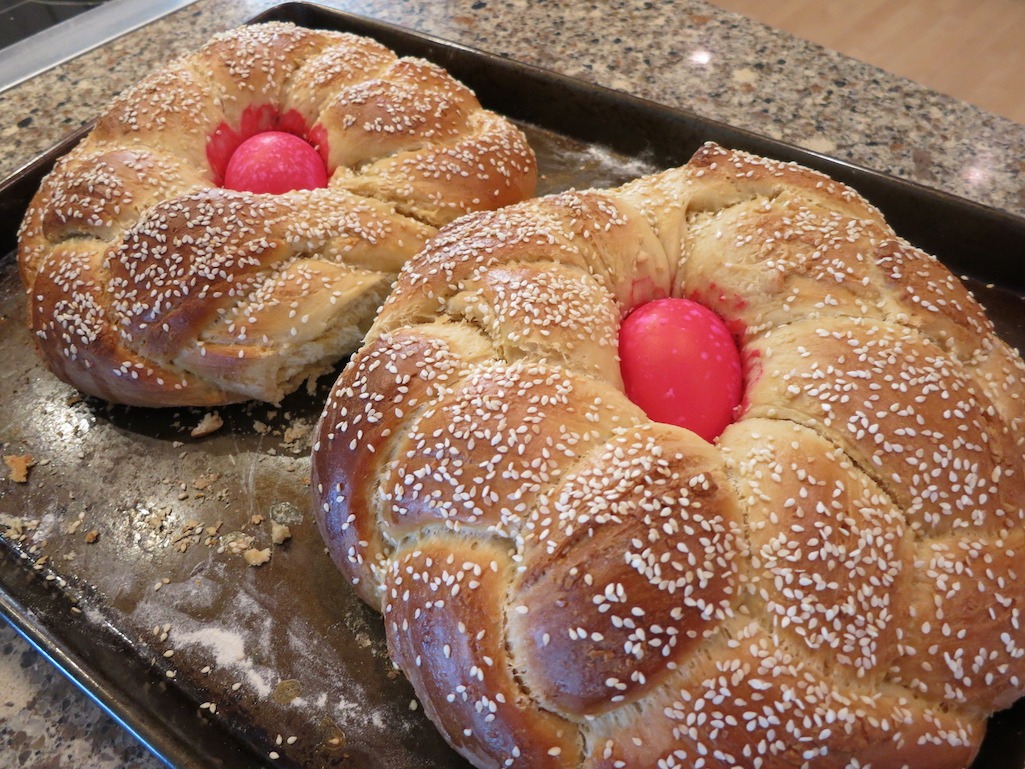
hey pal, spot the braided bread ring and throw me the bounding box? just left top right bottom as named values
left=17, top=22, right=536, bottom=406
left=312, top=142, right=1025, bottom=769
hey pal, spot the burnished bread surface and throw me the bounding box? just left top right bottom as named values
left=18, top=22, right=536, bottom=407
left=312, top=142, right=1025, bottom=769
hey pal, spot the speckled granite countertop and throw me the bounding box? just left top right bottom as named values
left=3, top=0, right=1024, bottom=216
left=1, top=0, right=1024, bottom=766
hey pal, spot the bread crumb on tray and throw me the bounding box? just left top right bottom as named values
left=4, top=453, right=35, bottom=483
left=271, top=521, right=292, bottom=545
left=244, top=547, right=271, bottom=567
left=190, top=412, right=223, bottom=438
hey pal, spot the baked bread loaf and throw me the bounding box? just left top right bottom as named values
left=17, top=22, right=536, bottom=407
left=312, top=142, right=1025, bottom=768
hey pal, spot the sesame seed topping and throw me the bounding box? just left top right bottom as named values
left=17, top=21, right=536, bottom=407
left=311, top=141, right=1025, bottom=767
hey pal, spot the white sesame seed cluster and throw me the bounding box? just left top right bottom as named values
left=311, top=142, right=1025, bottom=769
left=16, top=22, right=537, bottom=407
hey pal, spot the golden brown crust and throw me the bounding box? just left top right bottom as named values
left=311, top=323, right=494, bottom=604
left=311, top=141, right=1025, bottom=768
left=582, top=614, right=985, bottom=769
left=511, top=423, right=742, bottom=718
left=385, top=537, right=582, bottom=769
left=743, top=316, right=1023, bottom=536
left=18, top=22, right=536, bottom=406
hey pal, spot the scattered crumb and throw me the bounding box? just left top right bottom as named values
left=251, top=514, right=265, bottom=526
left=4, top=454, right=35, bottom=483
left=271, top=521, right=291, bottom=545
left=192, top=472, right=220, bottom=491
left=84, top=529, right=100, bottom=544
left=143, top=507, right=169, bottom=530
left=190, top=412, right=223, bottom=438
left=280, top=421, right=313, bottom=454
left=172, top=519, right=208, bottom=553
left=244, top=547, right=271, bottom=566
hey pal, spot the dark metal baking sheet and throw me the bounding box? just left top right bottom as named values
left=1, top=4, right=1024, bottom=769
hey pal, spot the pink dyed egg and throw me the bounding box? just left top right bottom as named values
left=619, top=297, right=743, bottom=442
left=223, top=131, right=327, bottom=194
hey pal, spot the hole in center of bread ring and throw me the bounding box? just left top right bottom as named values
left=619, top=297, right=743, bottom=442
